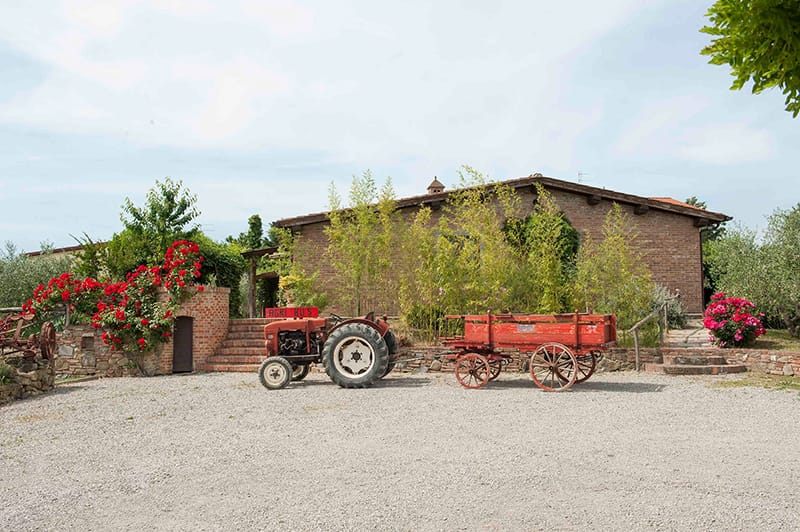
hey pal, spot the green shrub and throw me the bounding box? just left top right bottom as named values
left=0, top=361, right=15, bottom=385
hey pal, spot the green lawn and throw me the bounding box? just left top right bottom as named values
left=751, top=329, right=800, bottom=351
left=712, top=372, right=800, bottom=393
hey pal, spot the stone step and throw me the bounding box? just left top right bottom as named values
left=226, top=324, right=269, bottom=333
left=214, top=346, right=266, bottom=356
left=662, top=354, right=727, bottom=366
left=205, top=355, right=265, bottom=365
left=224, top=331, right=266, bottom=340
left=221, top=338, right=265, bottom=348
left=203, top=363, right=261, bottom=373
left=644, top=363, right=747, bottom=375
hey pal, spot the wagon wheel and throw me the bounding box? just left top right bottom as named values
left=487, top=359, right=503, bottom=381
left=39, top=322, right=57, bottom=361
left=454, top=353, right=491, bottom=389
left=573, top=352, right=598, bottom=383
left=529, top=343, right=577, bottom=392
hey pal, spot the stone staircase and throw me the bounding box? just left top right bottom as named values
left=644, top=317, right=747, bottom=375
left=203, top=318, right=268, bottom=372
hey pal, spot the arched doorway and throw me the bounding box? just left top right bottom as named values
left=173, top=316, right=194, bottom=373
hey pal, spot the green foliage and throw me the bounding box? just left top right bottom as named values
left=110, top=177, right=200, bottom=277
left=325, top=171, right=397, bottom=315
left=506, top=185, right=580, bottom=312
left=70, top=233, right=109, bottom=280
left=228, top=214, right=270, bottom=250
left=0, top=243, right=73, bottom=308
left=701, top=0, right=800, bottom=117
left=653, top=284, right=688, bottom=329
left=708, top=204, right=800, bottom=336
left=270, top=228, right=327, bottom=309
left=572, top=204, right=655, bottom=329
left=193, top=235, right=247, bottom=317
left=398, top=166, right=528, bottom=316
left=0, top=361, right=14, bottom=385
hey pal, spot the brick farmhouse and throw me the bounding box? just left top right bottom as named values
left=274, top=175, right=730, bottom=315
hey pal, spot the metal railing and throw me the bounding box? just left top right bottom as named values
left=627, top=291, right=680, bottom=371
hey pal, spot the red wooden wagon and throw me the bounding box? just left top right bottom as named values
left=440, top=311, right=617, bottom=391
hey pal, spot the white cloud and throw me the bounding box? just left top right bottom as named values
left=0, top=0, right=650, bottom=169
left=676, top=123, right=775, bottom=164
left=613, top=95, right=775, bottom=165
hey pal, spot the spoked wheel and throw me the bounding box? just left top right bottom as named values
left=258, top=357, right=293, bottom=390
left=488, top=359, right=503, bottom=381
left=291, top=364, right=310, bottom=381
left=574, top=352, right=598, bottom=383
left=454, top=353, right=491, bottom=389
left=529, top=343, right=577, bottom=392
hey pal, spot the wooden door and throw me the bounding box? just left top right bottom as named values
left=173, top=316, right=193, bottom=373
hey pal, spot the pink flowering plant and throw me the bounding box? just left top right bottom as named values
left=23, top=240, right=204, bottom=360
left=703, top=292, right=766, bottom=348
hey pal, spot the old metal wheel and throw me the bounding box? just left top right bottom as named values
left=454, top=353, right=491, bottom=389
left=291, top=363, right=310, bottom=381
left=529, top=343, right=577, bottom=392
left=39, top=321, right=57, bottom=360
left=258, top=357, right=292, bottom=390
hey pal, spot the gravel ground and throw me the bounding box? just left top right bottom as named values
left=1, top=370, right=798, bottom=531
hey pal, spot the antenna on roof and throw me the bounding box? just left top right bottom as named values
left=577, top=171, right=588, bottom=184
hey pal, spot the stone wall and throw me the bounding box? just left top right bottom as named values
left=394, top=346, right=799, bottom=377
left=54, top=286, right=230, bottom=377
left=292, top=185, right=706, bottom=314
left=0, top=349, right=54, bottom=405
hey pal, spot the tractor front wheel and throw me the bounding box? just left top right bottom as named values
left=258, top=357, right=292, bottom=390
left=323, top=323, right=389, bottom=388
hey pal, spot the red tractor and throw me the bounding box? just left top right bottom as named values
left=258, top=307, right=398, bottom=390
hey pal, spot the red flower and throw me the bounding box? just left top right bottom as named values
left=141, top=318, right=149, bottom=326
left=197, top=285, right=205, bottom=292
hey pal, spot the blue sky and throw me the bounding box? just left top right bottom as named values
left=1, top=0, right=797, bottom=252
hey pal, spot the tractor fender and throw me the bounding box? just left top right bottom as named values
left=328, top=317, right=389, bottom=339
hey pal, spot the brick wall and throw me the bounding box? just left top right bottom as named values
left=292, top=185, right=705, bottom=315
left=55, top=286, right=230, bottom=376
left=160, top=286, right=230, bottom=372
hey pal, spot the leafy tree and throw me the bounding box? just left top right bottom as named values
left=505, top=185, right=580, bottom=313
left=113, top=177, right=200, bottom=275
left=325, top=171, right=397, bottom=315
left=268, top=227, right=326, bottom=309
left=0, top=243, right=73, bottom=308
left=708, top=205, right=800, bottom=335
left=70, top=233, right=109, bottom=280
left=761, top=204, right=800, bottom=335
left=572, top=204, right=655, bottom=330
left=701, top=0, right=800, bottom=117
left=192, top=235, right=247, bottom=317
left=398, top=166, right=528, bottom=320
left=685, top=196, right=728, bottom=303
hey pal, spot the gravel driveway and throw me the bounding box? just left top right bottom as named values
left=1, top=370, right=798, bottom=531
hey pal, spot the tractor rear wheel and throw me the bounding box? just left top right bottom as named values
left=323, top=323, right=389, bottom=388
left=380, top=330, right=398, bottom=378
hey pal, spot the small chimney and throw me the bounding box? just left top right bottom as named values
left=427, top=177, right=445, bottom=194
